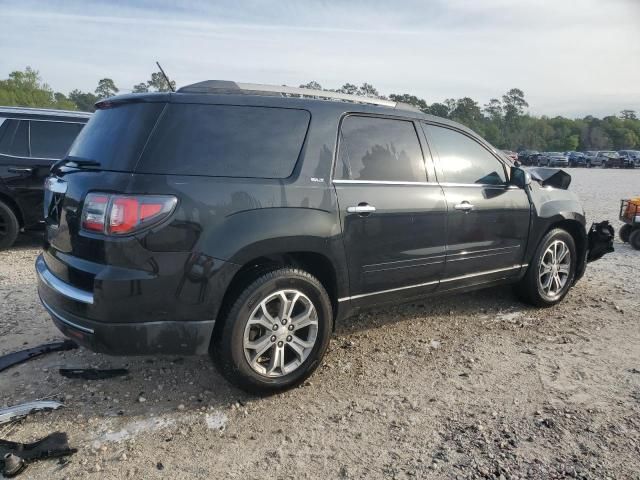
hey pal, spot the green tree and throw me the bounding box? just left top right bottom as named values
left=299, top=81, right=322, bottom=90
left=146, top=71, right=176, bottom=92
left=620, top=109, right=637, bottom=120
left=132, top=82, right=150, bottom=93
left=0, top=66, right=76, bottom=110
left=95, top=78, right=119, bottom=99
left=69, top=89, right=98, bottom=112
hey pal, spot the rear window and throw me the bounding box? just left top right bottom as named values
left=68, top=103, right=164, bottom=171
left=30, top=121, right=84, bottom=159
left=138, top=104, right=310, bottom=178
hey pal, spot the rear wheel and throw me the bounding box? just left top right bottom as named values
left=212, top=268, right=333, bottom=395
left=0, top=200, right=19, bottom=250
left=630, top=229, right=640, bottom=250
left=515, top=228, right=576, bottom=307
left=619, top=224, right=632, bottom=243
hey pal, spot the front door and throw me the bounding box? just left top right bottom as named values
left=423, top=123, right=531, bottom=289
left=334, top=115, right=447, bottom=307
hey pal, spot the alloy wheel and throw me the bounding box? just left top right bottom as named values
left=538, top=240, right=571, bottom=297
left=243, top=289, right=319, bottom=377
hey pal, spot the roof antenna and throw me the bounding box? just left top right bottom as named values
left=156, top=61, right=175, bottom=92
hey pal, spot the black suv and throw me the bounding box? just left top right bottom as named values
left=36, top=81, right=608, bottom=394
left=0, top=107, right=90, bottom=248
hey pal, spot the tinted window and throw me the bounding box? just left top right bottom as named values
left=30, top=121, right=84, bottom=159
left=139, top=104, right=310, bottom=178
left=337, top=116, right=426, bottom=182
left=68, top=103, right=164, bottom=171
left=426, top=124, right=506, bottom=185
left=0, top=119, right=29, bottom=157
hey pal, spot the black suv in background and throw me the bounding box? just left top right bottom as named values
left=0, top=107, right=91, bottom=248
left=37, top=81, right=609, bottom=394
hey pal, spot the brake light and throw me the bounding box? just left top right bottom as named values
left=81, top=193, right=177, bottom=235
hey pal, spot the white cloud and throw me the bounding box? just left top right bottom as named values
left=0, top=0, right=638, bottom=117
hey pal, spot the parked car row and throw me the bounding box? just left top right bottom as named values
left=517, top=149, right=640, bottom=169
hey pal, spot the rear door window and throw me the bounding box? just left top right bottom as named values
left=30, top=121, right=84, bottom=159
left=138, top=104, right=311, bottom=178
left=425, top=124, right=506, bottom=185
left=336, top=116, right=426, bottom=182
left=0, top=119, right=29, bottom=157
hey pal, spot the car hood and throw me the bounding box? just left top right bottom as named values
left=528, top=167, right=571, bottom=189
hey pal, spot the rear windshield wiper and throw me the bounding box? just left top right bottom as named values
left=51, top=158, right=101, bottom=172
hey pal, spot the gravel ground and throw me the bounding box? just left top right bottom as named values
left=1, top=168, right=639, bottom=479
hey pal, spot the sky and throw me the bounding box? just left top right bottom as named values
left=1, top=0, right=639, bottom=118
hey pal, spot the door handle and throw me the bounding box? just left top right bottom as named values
left=347, top=204, right=376, bottom=214
left=8, top=167, right=34, bottom=175
left=454, top=201, right=474, bottom=212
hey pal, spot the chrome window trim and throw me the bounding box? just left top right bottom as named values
left=36, top=256, right=94, bottom=304
left=333, top=179, right=438, bottom=186
left=0, top=152, right=57, bottom=162
left=0, top=117, right=86, bottom=125
left=338, top=264, right=522, bottom=302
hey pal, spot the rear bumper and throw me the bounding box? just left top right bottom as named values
left=36, top=253, right=229, bottom=355
left=40, top=295, right=215, bottom=355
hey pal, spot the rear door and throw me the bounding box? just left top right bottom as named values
left=423, top=123, right=530, bottom=289
left=0, top=118, right=83, bottom=226
left=334, top=115, right=447, bottom=307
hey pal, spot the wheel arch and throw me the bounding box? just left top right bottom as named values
left=212, top=250, right=344, bottom=346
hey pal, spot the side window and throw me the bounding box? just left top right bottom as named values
left=426, top=124, right=506, bottom=185
left=337, top=116, right=426, bottom=182
left=30, top=121, right=84, bottom=159
left=0, top=119, right=29, bottom=157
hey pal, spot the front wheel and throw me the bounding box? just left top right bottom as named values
left=515, top=228, right=576, bottom=307
left=212, top=268, right=333, bottom=395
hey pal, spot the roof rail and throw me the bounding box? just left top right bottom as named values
left=177, top=80, right=420, bottom=112
left=0, top=106, right=92, bottom=117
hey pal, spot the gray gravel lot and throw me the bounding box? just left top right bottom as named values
left=0, top=168, right=639, bottom=479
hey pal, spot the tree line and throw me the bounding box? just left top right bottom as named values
left=0, top=67, right=638, bottom=152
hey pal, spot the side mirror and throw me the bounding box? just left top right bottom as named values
left=510, top=166, right=531, bottom=188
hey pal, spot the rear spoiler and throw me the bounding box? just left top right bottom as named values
left=528, top=167, right=571, bottom=190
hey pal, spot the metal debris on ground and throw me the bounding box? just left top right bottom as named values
left=0, top=432, right=76, bottom=477
left=0, top=340, right=77, bottom=373
left=0, top=401, right=65, bottom=425
left=58, top=368, right=128, bottom=380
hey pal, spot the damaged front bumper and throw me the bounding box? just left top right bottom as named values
left=586, top=220, right=615, bottom=263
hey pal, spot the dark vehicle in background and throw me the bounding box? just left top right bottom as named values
left=0, top=107, right=91, bottom=248
left=37, top=81, right=610, bottom=394
left=516, top=149, right=539, bottom=166
left=598, top=151, right=633, bottom=168
left=537, top=152, right=569, bottom=167
left=585, top=151, right=602, bottom=167
left=618, top=150, right=640, bottom=168
left=566, top=151, right=587, bottom=167
left=501, top=150, right=518, bottom=162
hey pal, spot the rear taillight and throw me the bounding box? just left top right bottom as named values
left=81, top=193, right=177, bottom=235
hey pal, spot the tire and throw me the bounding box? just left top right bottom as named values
left=630, top=229, right=640, bottom=250
left=514, top=228, right=577, bottom=307
left=212, top=268, right=333, bottom=395
left=0, top=200, right=19, bottom=250
left=619, top=224, right=632, bottom=243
